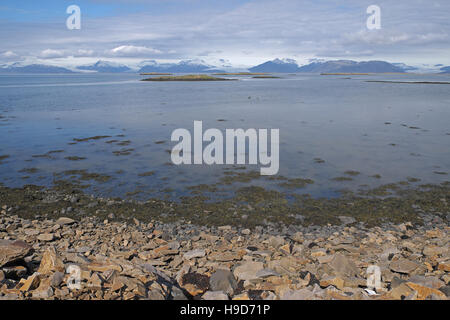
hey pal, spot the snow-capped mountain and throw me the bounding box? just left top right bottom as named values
left=138, top=59, right=225, bottom=73
left=76, top=60, right=132, bottom=73
left=249, top=58, right=301, bottom=73
left=0, top=62, right=74, bottom=73
left=296, top=60, right=405, bottom=73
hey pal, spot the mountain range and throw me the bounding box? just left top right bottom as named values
left=138, top=59, right=225, bottom=73
left=0, top=59, right=448, bottom=74
left=0, top=63, right=74, bottom=73
left=249, top=59, right=406, bottom=73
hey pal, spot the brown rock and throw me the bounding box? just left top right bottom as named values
left=0, top=240, right=32, bottom=267
left=55, top=217, right=76, bottom=226
left=438, top=262, right=450, bottom=272
left=406, top=282, right=447, bottom=300
left=37, top=233, right=55, bottom=242
left=37, top=247, right=65, bottom=275
left=88, top=261, right=122, bottom=273
left=18, top=273, right=40, bottom=292
left=390, top=258, right=419, bottom=274
left=389, top=283, right=414, bottom=300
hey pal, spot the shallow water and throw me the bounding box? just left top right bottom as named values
left=0, top=72, right=449, bottom=200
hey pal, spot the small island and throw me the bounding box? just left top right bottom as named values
left=321, top=73, right=370, bottom=75
left=140, top=72, right=173, bottom=75
left=213, top=72, right=269, bottom=75
left=141, top=74, right=236, bottom=81
left=252, top=75, right=281, bottom=79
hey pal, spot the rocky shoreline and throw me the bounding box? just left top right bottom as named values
left=0, top=195, right=449, bottom=300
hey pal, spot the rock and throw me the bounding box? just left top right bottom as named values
left=389, top=283, right=414, bottom=300
left=423, top=246, right=446, bottom=257
left=328, top=253, right=358, bottom=277
left=255, top=268, right=280, bottom=279
left=338, top=216, right=356, bottom=225
left=437, top=262, right=450, bottom=272
left=209, top=269, right=237, bottom=296
left=18, top=273, right=40, bottom=292
left=183, top=249, right=206, bottom=260
left=2, top=265, right=27, bottom=279
left=51, top=271, right=65, bottom=287
left=88, top=261, right=122, bottom=273
left=0, top=239, right=32, bottom=267
left=292, top=232, right=304, bottom=243
left=281, top=288, right=315, bottom=300
left=37, top=233, right=55, bottom=242
left=55, top=217, right=75, bottom=226
left=320, top=275, right=346, bottom=290
left=408, top=275, right=444, bottom=289
left=202, top=291, right=229, bottom=300
left=233, top=261, right=264, bottom=281
left=180, top=272, right=210, bottom=297
left=232, top=292, right=250, bottom=300
left=268, top=256, right=307, bottom=275
left=37, top=247, right=65, bottom=275
left=268, top=236, right=285, bottom=248
left=390, top=258, right=419, bottom=274
left=406, top=282, right=447, bottom=300
left=439, top=285, right=450, bottom=297
left=0, top=270, right=4, bottom=281
left=241, top=229, right=251, bottom=235
left=280, top=243, right=291, bottom=255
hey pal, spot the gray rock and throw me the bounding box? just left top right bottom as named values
left=329, top=253, right=358, bottom=277
left=202, top=291, right=229, bottom=300
left=233, top=261, right=264, bottom=281
left=51, top=271, right=65, bottom=287
left=183, top=249, right=206, bottom=260
left=255, top=268, right=280, bottom=278
left=56, top=217, right=75, bottom=226
left=209, top=269, right=237, bottom=296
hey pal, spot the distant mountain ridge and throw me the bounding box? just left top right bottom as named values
left=0, top=63, right=73, bottom=73
left=249, top=58, right=300, bottom=73
left=138, top=59, right=225, bottom=73
left=76, top=60, right=132, bottom=73
left=249, top=59, right=406, bottom=73
left=298, top=60, right=405, bottom=73
left=440, top=66, right=450, bottom=73
left=0, top=58, right=445, bottom=74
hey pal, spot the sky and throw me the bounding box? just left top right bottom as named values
left=0, top=0, right=449, bottom=69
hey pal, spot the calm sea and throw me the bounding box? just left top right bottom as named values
left=0, top=72, right=449, bottom=200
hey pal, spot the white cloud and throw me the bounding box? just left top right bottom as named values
left=110, top=45, right=162, bottom=57
left=2, top=50, right=17, bottom=58
left=39, top=49, right=66, bottom=59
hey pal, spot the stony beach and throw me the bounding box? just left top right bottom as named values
left=0, top=186, right=448, bottom=300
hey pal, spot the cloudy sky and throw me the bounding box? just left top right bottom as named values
left=1, top=0, right=449, bottom=68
